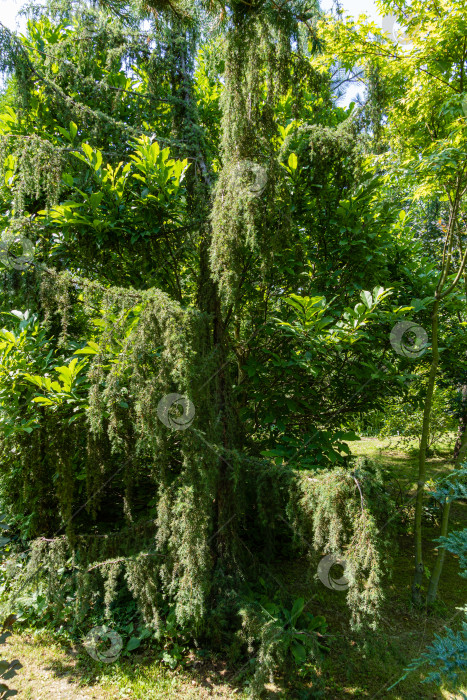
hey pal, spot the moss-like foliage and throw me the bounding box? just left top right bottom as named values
left=0, top=1, right=392, bottom=693
left=210, top=14, right=293, bottom=304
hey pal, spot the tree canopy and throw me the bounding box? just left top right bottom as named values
left=0, top=0, right=466, bottom=696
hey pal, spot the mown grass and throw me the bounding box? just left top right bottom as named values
left=3, top=436, right=466, bottom=699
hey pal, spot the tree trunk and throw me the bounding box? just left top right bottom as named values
left=412, top=297, right=440, bottom=605
left=426, top=424, right=467, bottom=604
left=453, top=385, right=467, bottom=460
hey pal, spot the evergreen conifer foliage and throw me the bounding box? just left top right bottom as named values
left=0, top=0, right=394, bottom=689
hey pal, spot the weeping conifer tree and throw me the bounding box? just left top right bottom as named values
left=0, top=0, right=392, bottom=690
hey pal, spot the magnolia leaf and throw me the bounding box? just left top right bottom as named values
left=32, top=397, right=54, bottom=405
left=288, top=152, right=298, bottom=170
left=126, top=636, right=141, bottom=651
left=360, top=290, right=373, bottom=309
